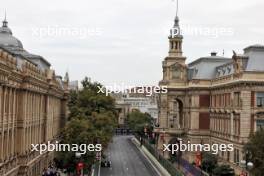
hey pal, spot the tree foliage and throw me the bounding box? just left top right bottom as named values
left=55, top=77, right=117, bottom=173
left=201, top=152, right=218, bottom=174
left=127, top=110, right=153, bottom=135
left=201, top=152, right=235, bottom=176
left=244, top=128, right=264, bottom=176
left=212, top=165, right=235, bottom=176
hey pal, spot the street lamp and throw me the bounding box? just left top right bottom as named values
left=240, top=150, right=254, bottom=176
left=162, top=128, right=166, bottom=157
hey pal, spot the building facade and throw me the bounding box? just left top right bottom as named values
left=154, top=13, right=264, bottom=174
left=0, top=18, right=69, bottom=175
left=113, top=87, right=159, bottom=127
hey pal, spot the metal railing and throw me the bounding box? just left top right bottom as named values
left=136, top=135, right=183, bottom=176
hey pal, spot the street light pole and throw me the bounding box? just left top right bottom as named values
left=240, top=150, right=254, bottom=176
left=98, top=156, right=101, bottom=176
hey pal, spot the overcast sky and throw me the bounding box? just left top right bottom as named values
left=2, top=0, right=264, bottom=86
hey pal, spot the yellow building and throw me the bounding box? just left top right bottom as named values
left=0, top=18, right=68, bottom=175
left=155, top=13, right=264, bottom=174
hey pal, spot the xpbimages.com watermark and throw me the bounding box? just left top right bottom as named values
left=166, top=25, right=234, bottom=38
left=31, top=26, right=103, bottom=39
left=163, top=139, right=234, bottom=154
left=31, top=141, right=102, bottom=154
left=97, top=84, right=168, bottom=96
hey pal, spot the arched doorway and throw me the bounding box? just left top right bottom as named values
left=172, top=98, right=184, bottom=129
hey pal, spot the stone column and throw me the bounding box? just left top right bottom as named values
left=159, top=94, right=168, bottom=128
left=230, top=113, right=234, bottom=140
left=0, top=86, right=3, bottom=161
left=240, top=91, right=251, bottom=140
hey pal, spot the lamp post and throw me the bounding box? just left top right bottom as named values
left=162, top=128, right=166, bottom=157
left=76, top=152, right=83, bottom=176
left=176, top=137, right=182, bottom=170
left=240, top=150, right=253, bottom=176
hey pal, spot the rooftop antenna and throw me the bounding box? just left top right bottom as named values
left=176, top=0, right=179, bottom=17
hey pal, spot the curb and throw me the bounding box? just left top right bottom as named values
left=131, top=137, right=171, bottom=176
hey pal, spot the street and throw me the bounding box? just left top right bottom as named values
left=101, top=136, right=160, bottom=176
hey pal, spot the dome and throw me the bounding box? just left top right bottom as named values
left=0, top=19, right=23, bottom=48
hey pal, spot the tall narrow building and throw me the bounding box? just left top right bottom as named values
left=0, top=17, right=69, bottom=176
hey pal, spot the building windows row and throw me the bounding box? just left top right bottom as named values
left=211, top=93, right=231, bottom=108
left=210, top=114, right=231, bottom=134
left=210, top=113, right=240, bottom=136
left=210, top=92, right=243, bottom=108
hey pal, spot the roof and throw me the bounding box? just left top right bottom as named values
left=244, top=44, right=264, bottom=71
left=188, top=44, right=264, bottom=80
left=0, top=19, right=51, bottom=69
left=188, top=56, right=231, bottom=67
left=244, top=44, right=264, bottom=51
left=188, top=54, right=231, bottom=80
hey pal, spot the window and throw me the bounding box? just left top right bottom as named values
left=199, top=113, right=210, bottom=130
left=234, top=149, right=240, bottom=164
left=257, top=120, right=264, bottom=131
left=234, top=92, right=240, bottom=107
left=234, top=114, right=240, bottom=135
left=256, top=92, right=264, bottom=107
left=227, top=151, right=230, bottom=161
left=225, top=93, right=231, bottom=106
left=199, top=95, right=210, bottom=107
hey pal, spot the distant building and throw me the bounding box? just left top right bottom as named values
left=122, top=96, right=158, bottom=119
left=154, top=11, right=264, bottom=174
left=112, top=87, right=159, bottom=127
left=0, top=18, right=68, bottom=175
left=69, top=80, right=79, bottom=91
left=125, top=86, right=158, bottom=119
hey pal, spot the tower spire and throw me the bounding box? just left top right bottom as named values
left=168, top=0, right=183, bottom=57
left=170, top=0, right=182, bottom=38
left=2, top=10, right=8, bottom=27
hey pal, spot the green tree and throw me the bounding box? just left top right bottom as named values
left=127, top=110, right=153, bottom=135
left=212, top=165, right=235, bottom=176
left=56, top=118, right=96, bottom=173
left=68, top=77, right=116, bottom=119
left=244, top=128, right=264, bottom=175
left=201, top=152, right=218, bottom=174
left=55, top=77, right=117, bottom=173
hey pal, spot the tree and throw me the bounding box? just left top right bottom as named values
left=244, top=128, right=264, bottom=175
left=56, top=118, right=96, bottom=173
left=127, top=110, right=153, bottom=136
left=212, top=165, right=235, bottom=176
left=55, top=77, right=118, bottom=173
left=201, top=152, right=218, bottom=174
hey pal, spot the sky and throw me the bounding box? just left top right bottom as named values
left=2, top=0, right=264, bottom=86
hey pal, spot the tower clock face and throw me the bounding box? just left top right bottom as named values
left=171, top=65, right=181, bottom=79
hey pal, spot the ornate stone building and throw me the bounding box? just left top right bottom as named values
left=154, top=12, right=264, bottom=173
left=0, top=18, right=69, bottom=175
